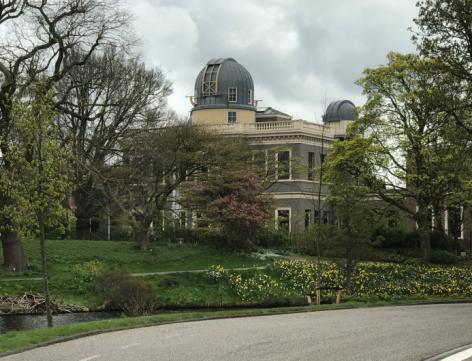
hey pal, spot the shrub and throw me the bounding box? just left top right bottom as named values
left=207, top=265, right=225, bottom=282
left=273, top=259, right=472, bottom=298
left=70, top=260, right=106, bottom=292
left=379, top=253, right=407, bottom=263
left=371, top=226, right=410, bottom=248
left=275, top=260, right=344, bottom=293
left=96, top=271, right=156, bottom=316
left=191, top=228, right=226, bottom=246
left=228, top=273, right=287, bottom=302
left=431, top=250, right=459, bottom=265
left=256, top=227, right=289, bottom=248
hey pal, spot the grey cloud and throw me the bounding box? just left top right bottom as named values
left=129, top=0, right=418, bottom=120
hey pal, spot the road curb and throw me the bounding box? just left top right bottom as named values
left=423, top=343, right=472, bottom=361
left=1, top=300, right=472, bottom=358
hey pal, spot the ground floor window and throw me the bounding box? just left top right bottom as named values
left=322, top=210, right=330, bottom=225
left=447, top=206, right=463, bottom=239
left=178, top=210, right=187, bottom=228
left=228, top=111, right=236, bottom=124
left=276, top=208, right=291, bottom=233
left=304, top=209, right=312, bottom=229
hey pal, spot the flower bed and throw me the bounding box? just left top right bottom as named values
left=274, top=260, right=472, bottom=298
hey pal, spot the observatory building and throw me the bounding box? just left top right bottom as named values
left=189, top=57, right=356, bottom=233
left=187, top=57, right=469, bottom=241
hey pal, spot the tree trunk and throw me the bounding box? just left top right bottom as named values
left=137, top=230, right=149, bottom=251
left=75, top=217, right=90, bottom=240
left=417, top=204, right=432, bottom=264
left=418, top=227, right=432, bottom=264
left=130, top=216, right=149, bottom=250
left=39, top=217, right=53, bottom=328
left=345, top=239, right=354, bottom=292
left=1, top=229, right=26, bottom=272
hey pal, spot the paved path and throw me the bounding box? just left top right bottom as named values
left=131, top=266, right=266, bottom=277
left=0, top=266, right=267, bottom=282
left=2, top=304, right=472, bottom=361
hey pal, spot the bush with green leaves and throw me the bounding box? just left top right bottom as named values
left=70, top=260, right=106, bottom=292
left=256, top=227, right=289, bottom=248
left=431, top=250, right=459, bottom=265
left=228, top=273, right=288, bottom=303
left=274, top=260, right=344, bottom=293
left=207, top=265, right=225, bottom=282
left=272, top=259, right=472, bottom=298
left=96, top=271, right=156, bottom=316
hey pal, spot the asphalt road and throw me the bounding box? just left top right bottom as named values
left=2, top=304, right=472, bottom=361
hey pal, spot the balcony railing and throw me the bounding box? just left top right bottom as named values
left=204, top=120, right=330, bottom=137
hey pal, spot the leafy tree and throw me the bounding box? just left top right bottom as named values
left=0, top=0, right=129, bottom=271
left=324, top=136, right=376, bottom=290
left=181, top=138, right=272, bottom=249
left=0, top=88, right=71, bottom=325
left=413, top=0, right=472, bottom=133
left=355, top=52, right=472, bottom=263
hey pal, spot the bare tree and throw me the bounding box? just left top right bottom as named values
left=55, top=46, right=172, bottom=238
left=102, top=124, right=217, bottom=250
left=0, top=0, right=129, bottom=271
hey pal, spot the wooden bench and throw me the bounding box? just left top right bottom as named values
left=306, top=286, right=343, bottom=305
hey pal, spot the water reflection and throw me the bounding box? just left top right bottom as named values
left=0, top=312, right=121, bottom=333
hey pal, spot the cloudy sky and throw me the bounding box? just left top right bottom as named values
left=129, top=0, right=418, bottom=122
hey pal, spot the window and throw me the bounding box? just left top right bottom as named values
left=276, top=209, right=291, bottom=233
left=308, top=152, right=315, bottom=180
left=177, top=166, right=187, bottom=181
left=248, top=89, right=253, bottom=105
left=277, top=151, right=290, bottom=180
left=228, top=111, right=237, bottom=124
left=447, top=206, right=462, bottom=239
left=253, top=151, right=266, bottom=175
left=228, top=87, right=237, bottom=102
left=305, top=209, right=312, bottom=229
left=202, top=64, right=220, bottom=96
left=323, top=211, right=330, bottom=225
left=193, top=212, right=209, bottom=228
left=179, top=211, right=187, bottom=228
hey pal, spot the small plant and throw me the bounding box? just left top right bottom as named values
left=431, top=250, right=458, bottom=265
left=96, top=271, right=156, bottom=316
left=207, top=265, right=225, bottom=282
left=71, top=260, right=106, bottom=292
left=229, top=272, right=287, bottom=302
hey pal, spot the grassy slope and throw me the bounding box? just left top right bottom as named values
left=1, top=239, right=267, bottom=274
left=0, top=239, right=268, bottom=307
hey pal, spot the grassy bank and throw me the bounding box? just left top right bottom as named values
left=0, top=239, right=270, bottom=307
left=0, top=239, right=268, bottom=276
left=2, top=239, right=472, bottom=310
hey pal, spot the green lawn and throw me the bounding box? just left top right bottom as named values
left=0, top=239, right=267, bottom=275
left=0, top=239, right=270, bottom=307
left=2, top=239, right=471, bottom=310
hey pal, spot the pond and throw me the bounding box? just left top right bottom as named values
left=0, top=311, right=121, bottom=333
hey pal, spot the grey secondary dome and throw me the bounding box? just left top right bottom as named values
left=323, top=100, right=357, bottom=122
left=193, top=58, right=255, bottom=111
